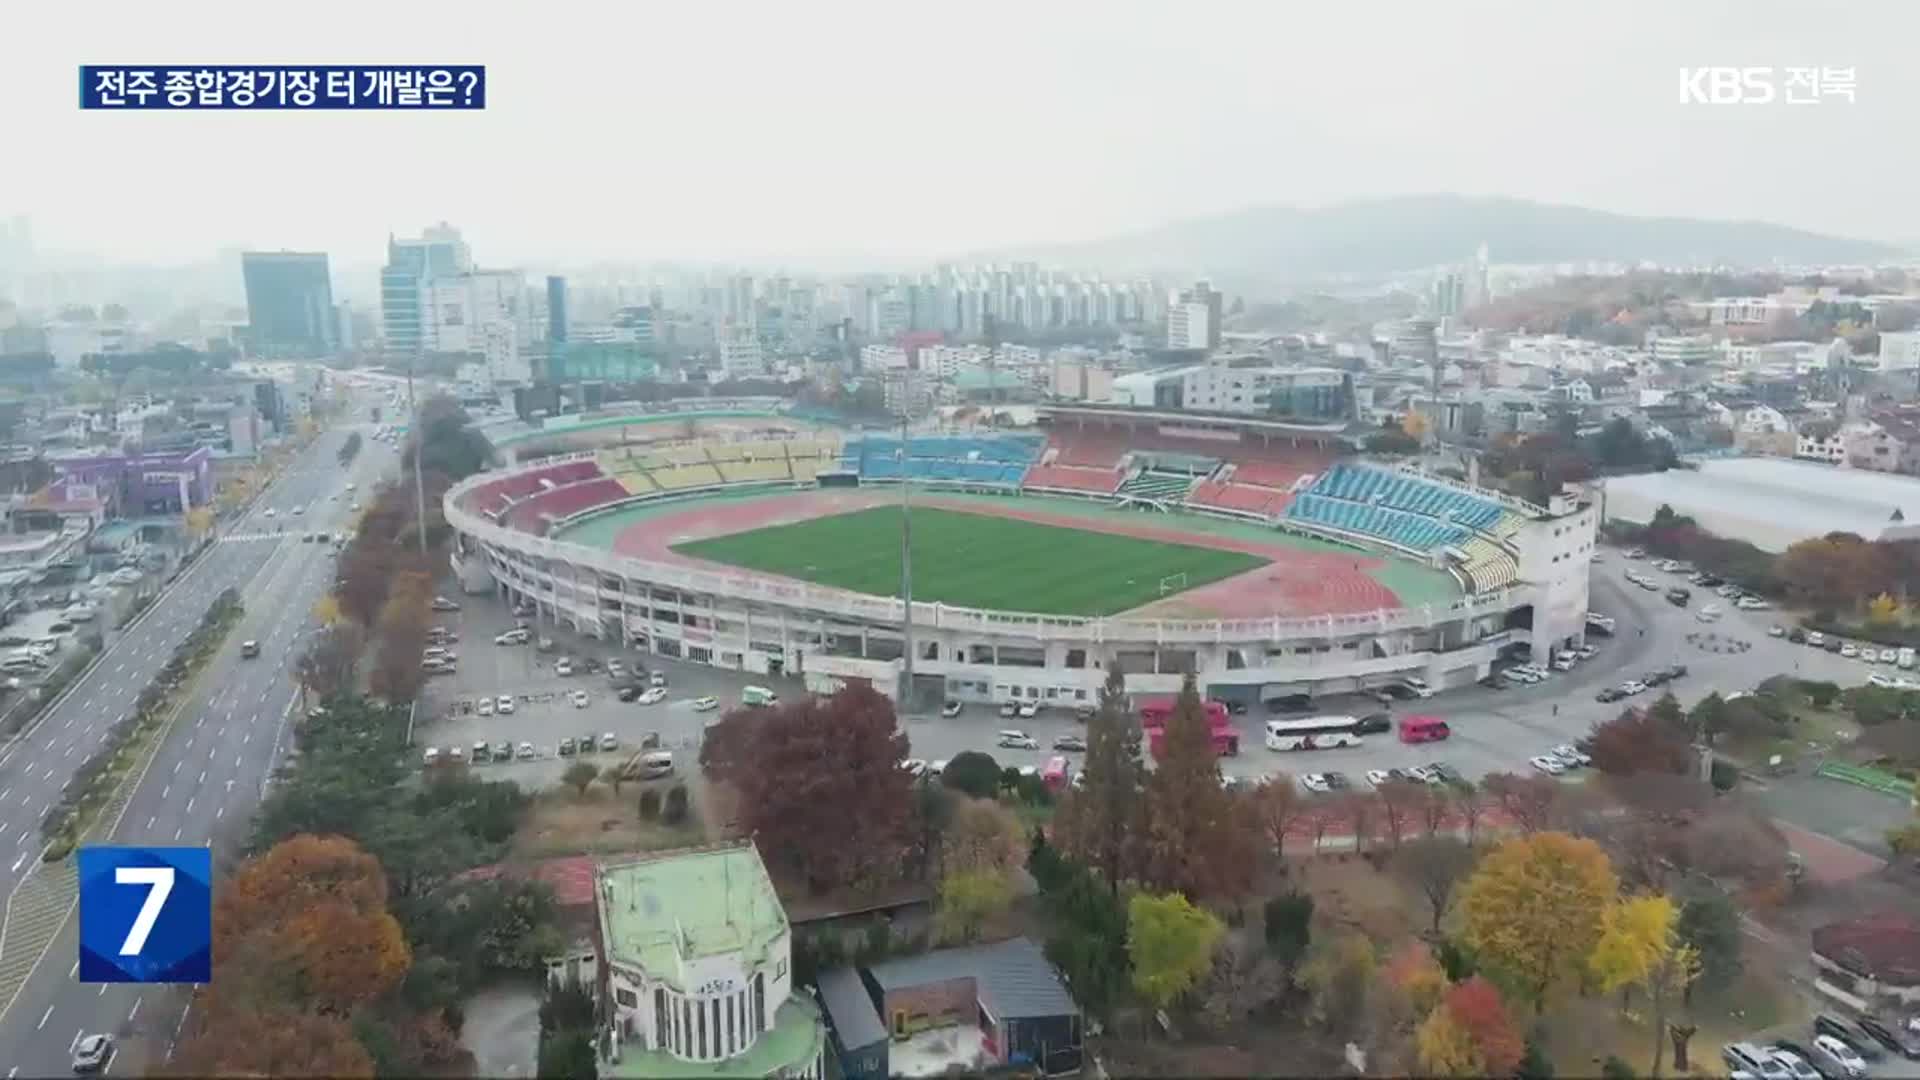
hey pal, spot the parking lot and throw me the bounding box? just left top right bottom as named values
left=410, top=589, right=807, bottom=788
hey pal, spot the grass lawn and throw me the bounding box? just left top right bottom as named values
left=672, top=505, right=1269, bottom=617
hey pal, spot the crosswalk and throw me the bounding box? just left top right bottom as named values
left=217, top=531, right=296, bottom=544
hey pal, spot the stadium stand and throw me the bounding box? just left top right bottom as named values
left=839, top=434, right=1041, bottom=486
left=462, top=459, right=604, bottom=516
left=1307, top=464, right=1503, bottom=529
left=1189, top=479, right=1291, bottom=518
left=1045, top=430, right=1133, bottom=468
left=1117, top=470, right=1197, bottom=502
left=504, top=477, right=631, bottom=534
left=1287, top=492, right=1471, bottom=553
left=712, top=449, right=792, bottom=484
left=1021, top=463, right=1122, bottom=494
left=1458, top=536, right=1520, bottom=591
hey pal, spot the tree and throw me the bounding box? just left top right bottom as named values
left=167, top=1008, right=376, bottom=1078
left=1194, top=938, right=1282, bottom=1035
left=699, top=683, right=914, bottom=892
left=1396, top=835, right=1476, bottom=933
left=560, top=761, right=600, bottom=795
left=1296, top=931, right=1376, bottom=1038
left=939, top=750, right=1003, bottom=799
left=1586, top=708, right=1693, bottom=776
left=1376, top=779, right=1424, bottom=850
left=1450, top=779, right=1486, bottom=846
left=663, top=783, right=689, bottom=824
left=1481, top=772, right=1561, bottom=834
left=1126, top=891, right=1224, bottom=1012
left=214, top=835, right=411, bottom=1015
left=1249, top=774, right=1300, bottom=858
left=297, top=621, right=365, bottom=701
left=940, top=798, right=1026, bottom=878
left=1674, top=888, right=1742, bottom=994
left=1690, top=693, right=1731, bottom=744
left=1263, top=891, right=1314, bottom=974
left=1340, top=789, right=1378, bottom=854
left=938, top=868, right=1014, bottom=944
left=1385, top=939, right=1448, bottom=1019
left=1417, top=976, right=1525, bottom=1077
left=638, top=789, right=660, bottom=819
left=367, top=571, right=432, bottom=703
left=1459, top=832, right=1619, bottom=1013
left=1590, top=895, right=1700, bottom=1077
left=1416, top=1005, right=1482, bottom=1077
left=1143, top=674, right=1249, bottom=899
left=1868, top=592, right=1901, bottom=625
left=1057, top=667, right=1146, bottom=890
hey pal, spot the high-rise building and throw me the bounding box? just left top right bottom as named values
left=1177, top=281, right=1224, bottom=349
left=241, top=251, right=337, bottom=357
left=380, top=223, right=473, bottom=353
left=547, top=276, right=568, bottom=343
left=1167, top=302, right=1211, bottom=350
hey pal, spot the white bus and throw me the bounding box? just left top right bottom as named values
left=1264, top=715, right=1366, bottom=752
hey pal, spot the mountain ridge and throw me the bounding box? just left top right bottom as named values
left=969, top=195, right=1900, bottom=279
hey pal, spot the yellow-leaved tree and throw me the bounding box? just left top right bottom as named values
left=1590, top=894, right=1702, bottom=1077
left=1867, top=592, right=1901, bottom=626
left=1460, top=831, right=1618, bottom=1013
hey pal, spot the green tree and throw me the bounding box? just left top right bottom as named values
left=562, top=762, right=600, bottom=795
left=1126, top=892, right=1224, bottom=1012
left=1296, top=931, right=1376, bottom=1037
left=1263, top=891, right=1314, bottom=974
left=937, top=869, right=1014, bottom=944
left=940, top=750, right=1002, bottom=799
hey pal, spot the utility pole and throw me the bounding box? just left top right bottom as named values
left=898, top=412, right=915, bottom=709
left=407, top=346, right=429, bottom=556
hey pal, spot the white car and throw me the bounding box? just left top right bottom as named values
left=263, top=508, right=276, bottom=518
left=1529, top=755, right=1567, bottom=776
left=606, top=660, right=624, bottom=678
left=926, top=759, right=949, bottom=777
left=691, top=695, right=720, bottom=712
left=1882, top=649, right=1900, bottom=664
left=1737, top=596, right=1771, bottom=610
left=1812, top=1034, right=1866, bottom=1077
left=1405, top=765, right=1440, bottom=784
left=638, top=687, right=668, bottom=705
left=902, top=758, right=927, bottom=776
left=1549, top=744, right=1590, bottom=768
left=494, top=630, right=529, bottom=645
left=1551, top=656, right=1576, bottom=672
left=1621, top=680, right=1648, bottom=695
left=555, top=659, right=574, bottom=676
left=1768, top=625, right=1786, bottom=637
left=1870, top=672, right=1897, bottom=688
left=1577, top=645, right=1599, bottom=660
left=1300, top=773, right=1334, bottom=794
left=1017, top=702, right=1039, bottom=719
left=570, top=689, right=591, bottom=708
left=997, top=730, right=1038, bottom=750
left=477, top=697, right=494, bottom=716
left=497, top=694, right=515, bottom=715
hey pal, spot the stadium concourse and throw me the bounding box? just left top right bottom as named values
left=445, top=406, right=1597, bottom=708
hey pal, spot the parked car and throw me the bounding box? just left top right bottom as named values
left=555, top=659, right=574, bottom=677
left=1813, top=1014, right=1883, bottom=1061
left=637, top=687, right=668, bottom=705
left=1300, top=773, right=1333, bottom=794
left=617, top=685, right=641, bottom=702
left=1810, top=1034, right=1868, bottom=1077
left=497, top=694, right=515, bottom=715
left=1017, top=701, right=1039, bottom=719
left=1855, top=1015, right=1920, bottom=1059
left=431, top=596, right=460, bottom=612
left=558, top=737, right=576, bottom=756
left=1621, top=680, right=1648, bottom=695
left=997, top=730, right=1038, bottom=750
left=692, top=695, right=720, bottom=712
left=1356, top=712, right=1392, bottom=735
left=941, top=700, right=964, bottom=718
left=1052, top=734, right=1087, bottom=752
left=570, top=690, right=591, bottom=708
left=999, top=701, right=1019, bottom=718
left=1596, top=687, right=1628, bottom=703
left=1529, top=755, right=1566, bottom=776
left=1549, top=744, right=1590, bottom=768
left=477, top=697, right=494, bottom=717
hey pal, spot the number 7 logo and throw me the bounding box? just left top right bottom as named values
left=115, top=866, right=174, bottom=956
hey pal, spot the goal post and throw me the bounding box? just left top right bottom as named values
left=1158, top=572, right=1188, bottom=595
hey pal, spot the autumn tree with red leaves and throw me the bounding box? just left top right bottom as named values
left=1587, top=707, right=1693, bottom=777
left=1144, top=674, right=1254, bottom=900
left=700, top=683, right=915, bottom=892
left=1441, top=976, right=1526, bottom=1075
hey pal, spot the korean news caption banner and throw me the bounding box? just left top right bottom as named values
left=78, top=846, right=212, bottom=984
left=80, top=66, right=486, bottom=109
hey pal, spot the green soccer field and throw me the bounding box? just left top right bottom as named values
left=671, top=505, right=1269, bottom=617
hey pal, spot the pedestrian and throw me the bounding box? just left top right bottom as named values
left=1552, top=704, right=1558, bottom=717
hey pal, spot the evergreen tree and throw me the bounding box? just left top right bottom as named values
left=1061, top=666, right=1146, bottom=892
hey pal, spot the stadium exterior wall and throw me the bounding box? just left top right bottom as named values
left=443, top=458, right=1597, bottom=704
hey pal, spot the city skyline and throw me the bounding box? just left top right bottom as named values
left=3, top=0, right=1916, bottom=267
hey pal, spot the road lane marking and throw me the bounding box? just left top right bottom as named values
left=161, top=785, right=169, bottom=799
left=97, top=983, right=105, bottom=996
left=215, top=805, right=223, bottom=819
left=36, top=1004, right=52, bottom=1029
left=69, top=961, right=76, bottom=978
left=198, top=771, right=205, bottom=785
left=146, top=816, right=154, bottom=829
left=172, top=761, right=181, bottom=774
left=185, top=797, right=194, bottom=813
left=129, top=998, right=140, bottom=1022
left=173, top=826, right=181, bottom=841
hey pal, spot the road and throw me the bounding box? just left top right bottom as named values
left=0, top=415, right=400, bottom=1075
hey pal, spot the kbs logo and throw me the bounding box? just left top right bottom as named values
left=1679, top=67, right=1857, bottom=105
left=77, top=846, right=212, bottom=984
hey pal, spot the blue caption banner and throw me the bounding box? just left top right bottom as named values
left=80, top=65, right=486, bottom=109
left=78, top=846, right=212, bottom=984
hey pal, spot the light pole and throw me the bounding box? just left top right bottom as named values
left=407, top=349, right=429, bottom=556
left=898, top=413, right=915, bottom=710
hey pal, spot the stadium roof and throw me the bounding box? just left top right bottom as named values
left=1603, top=457, right=1920, bottom=552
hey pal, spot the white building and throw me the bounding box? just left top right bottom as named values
left=719, top=333, right=765, bottom=380
left=858, top=344, right=909, bottom=372
left=1167, top=302, right=1211, bottom=350
left=44, top=319, right=136, bottom=370
left=1650, top=334, right=1715, bottom=366
left=1879, top=331, right=1920, bottom=372
left=598, top=843, right=825, bottom=1078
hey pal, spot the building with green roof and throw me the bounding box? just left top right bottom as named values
left=597, top=841, right=824, bottom=1079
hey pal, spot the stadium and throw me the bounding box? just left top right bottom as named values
left=442, top=401, right=1598, bottom=709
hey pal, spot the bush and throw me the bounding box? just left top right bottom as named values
left=941, top=751, right=1002, bottom=799
left=1710, top=759, right=1740, bottom=792
left=638, top=789, right=661, bottom=819
left=1799, top=680, right=1841, bottom=708
left=42, top=836, right=73, bottom=862
left=1601, top=1055, right=1637, bottom=1080
left=663, top=784, right=689, bottom=825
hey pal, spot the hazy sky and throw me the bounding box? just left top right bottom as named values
left=6, top=0, right=1916, bottom=267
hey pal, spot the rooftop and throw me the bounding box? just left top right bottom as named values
left=1604, top=456, right=1920, bottom=551
left=598, top=842, right=788, bottom=984
left=606, top=995, right=824, bottom=1079
left=864, top=937, right=1078, bottom=1022
left=1812, top=912, right=1920, bottom=985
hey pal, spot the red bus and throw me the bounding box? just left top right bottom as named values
left=1398, top=715, right=1452, bottom=744
left=1140, top=698, right=1240, bottom=757
left=1041, top=756, right=1071, bottom=792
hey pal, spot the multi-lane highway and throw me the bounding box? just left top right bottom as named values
left=0, top=416, right=401, bottom=1075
